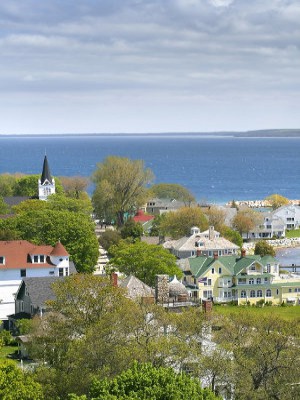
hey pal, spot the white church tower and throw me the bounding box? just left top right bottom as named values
left=38, top=155, right=55, bottom=200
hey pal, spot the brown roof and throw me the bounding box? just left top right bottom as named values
left=0, top=240, right=55, bottom=269
left=51, top=241, right=69, bottom=257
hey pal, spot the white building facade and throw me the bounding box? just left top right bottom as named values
left=0, top=240, right=70, bottom=325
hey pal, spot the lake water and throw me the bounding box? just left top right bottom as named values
left=0, top=135, right=300, bottom=204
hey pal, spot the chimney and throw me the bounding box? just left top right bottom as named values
left=111, top=272, right=118, bottom=287
left=155, top=274, right=169, bottom=304
left=213, top=252, right=218, bottom=260
left=241, top=249, right=246, bottom=258
left=209, top=226, right=215, bottom=240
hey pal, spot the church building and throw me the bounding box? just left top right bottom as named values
left=38, top=155, right=55, bottom=200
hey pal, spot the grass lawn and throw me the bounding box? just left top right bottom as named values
left=213, top=304, right=300, bottom=322
left=286, top=229, right=300, bottom=238
left=0, top=345, right=18, bottom=362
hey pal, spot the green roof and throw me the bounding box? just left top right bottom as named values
left=187, top=254, right=278, bottom=279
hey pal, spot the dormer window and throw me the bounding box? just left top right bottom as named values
left=32, top=255, right=46, bottom=263
left=0, top=256, right=4, bottom=265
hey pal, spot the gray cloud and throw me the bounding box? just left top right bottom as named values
left=0, top=0, right=299, bottom=133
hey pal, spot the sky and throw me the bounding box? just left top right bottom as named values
left=0, top=0, right=299, bottom=134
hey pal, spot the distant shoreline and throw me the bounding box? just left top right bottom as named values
left=1, top=129, right=300, bottom=138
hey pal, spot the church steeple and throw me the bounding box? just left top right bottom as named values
left=41, top=155, right=52, bottom=185
left=38, top=155, right=55, bottom=200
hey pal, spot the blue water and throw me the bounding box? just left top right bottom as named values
left=0, top=135, right=300, bottom=204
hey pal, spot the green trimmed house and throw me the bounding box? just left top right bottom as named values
left=183, top=251, right=300, bottom=305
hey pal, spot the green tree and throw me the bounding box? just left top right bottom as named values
left=149, top=183, right=195, bottom=205
left=13, top=175, right=64, bottom=197
left=0, top=218, right=20, bottom=240
left=204, top=206, right=226, bottom=231
left=231, top=199, right=238, bottom=209
left=149, top=214, right=165, bottom=237
left=59, top=176, right=89, bottom=199
left=215, top=311, right=300, bottom=400
left=0, top=173, right=18, bottom=196
left=232, top=208, right=263, bottom=238
left=219, top=225, right=243, bottom=248
left=254, top=240, right=276, bottom=257
left=265, top=193, right=289, bottom=210
left=30, top=275, right=132, bottom=398
left=98, top=230, right=121, bottom=252
left=0, top=197, right=9, bottom=215
left=120, top=218, right=143, bottom=241
left=108, top=240, right=182, bottom=286
left=3, top=209, right=98, bottom=273
left=15, top=319, right=33, bottom=335
left=0, top=360, right=43, bottom=400
left=29, top=275, right=211, bottom=399
left=92, top=156, right=154, bottom=226
left=47, top=194, right=93, bottom=215
left=86, top=362, right=219, bottom=400
left=160, top=206, right=208, bottom=239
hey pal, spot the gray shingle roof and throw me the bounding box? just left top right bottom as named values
left=118, top=275, right=154, bottom=298
left=18, top=277, right=63, bottom=308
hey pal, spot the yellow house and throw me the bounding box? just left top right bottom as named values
left=183, top=252, right=300, bottom=305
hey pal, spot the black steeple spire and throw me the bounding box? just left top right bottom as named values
left=41, top=155, right=52, bottom=185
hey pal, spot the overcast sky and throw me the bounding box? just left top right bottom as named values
left=0, top=0, right=299, bottom=134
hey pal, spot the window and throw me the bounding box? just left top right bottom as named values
left=250, top=264, right=256, bottom=271
left=257, top=290, right=263, bottom=297
left=40, top=255, right=45, bottom=263
left=256, top=278, right=261, bottom=284
left=59, top=268, right=64, bottom=277
left=34, top=255, right=39, bottom=263
left=218, top=267, right=222, bottom=274
left=49, top=271, right=54, bottom=275
left=266, top=264, right=271, bottom=273
left=250, top=290, right=255, bottom=298
left=208, top=279, right=212, bottom=286
left=288, top=288, right=292, bottom=293
left=276, top=289, right=279, bottom=295
left=0, top=256, right=4, bottom=264
left=211, top=268, right=215, bottom=274
left=266, top=289, right=272, bottom=297
left=20, top=269, right=26, bottom=277
left=203, top=290, right=212, bottom=299
left=20, top=301, right=24, bottom=312
left=65, top=268, right=69, bottom=276
left=249, top=278, right=254, bottom=285
left=241, top=290, right=246, bottom=298
left=264, top=277, right=268, bottom=283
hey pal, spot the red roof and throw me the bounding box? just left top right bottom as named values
left=0, top=240, right=66, bottom=269
left=51, top=241, right=69, bottom=257
left=133, top=210, right=154, bottom=223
